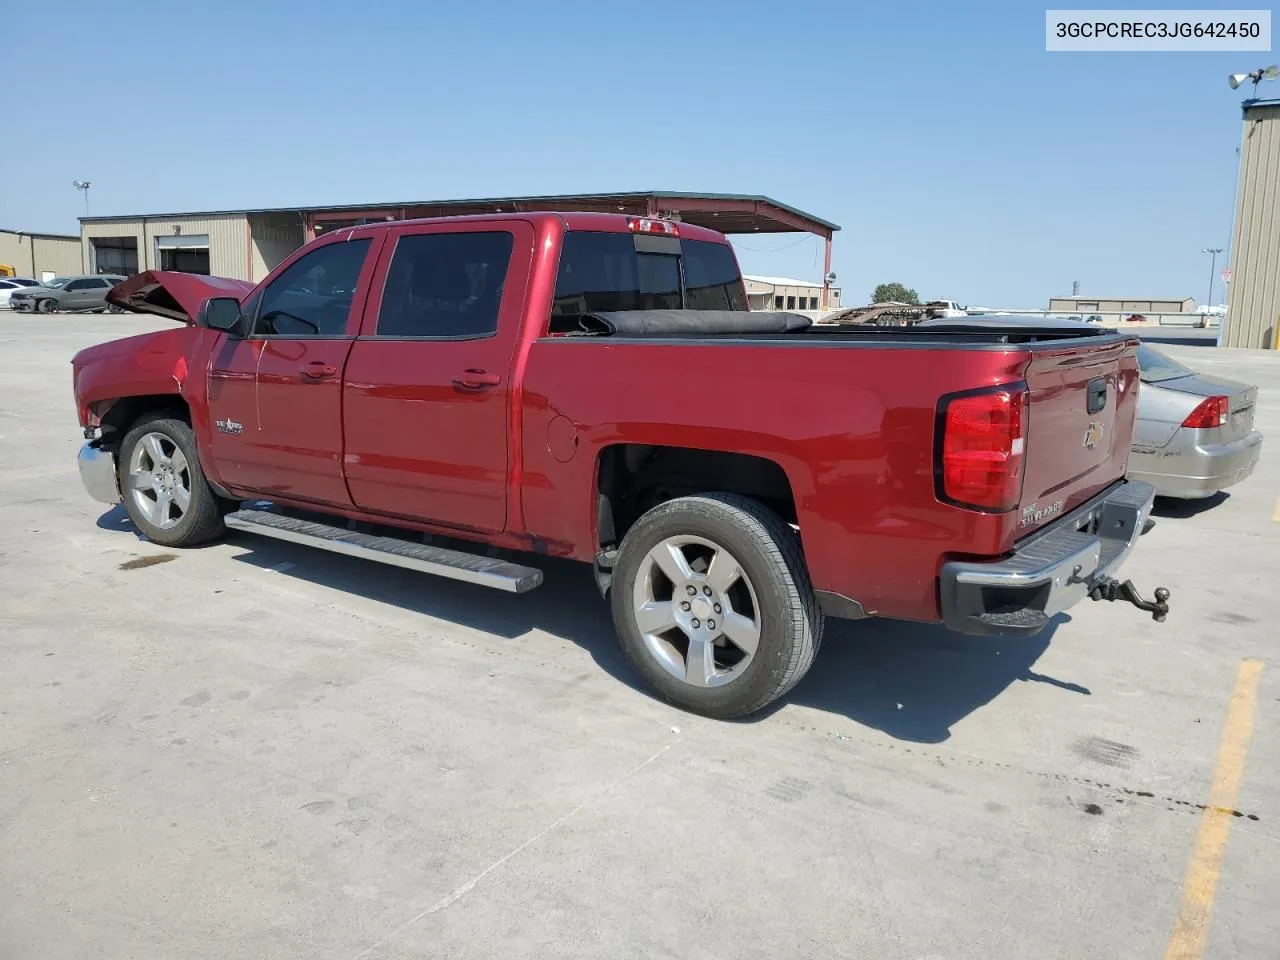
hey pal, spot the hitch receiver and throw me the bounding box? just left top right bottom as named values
left=1088, top=577, right=1171, bottom=622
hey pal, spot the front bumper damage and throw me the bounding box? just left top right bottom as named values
left=940, top=480, right=1169, bottom=636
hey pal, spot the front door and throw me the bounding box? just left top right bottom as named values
left=206, top=234, right=380, bottom=506
left=342, top=222, right=532, bottom=534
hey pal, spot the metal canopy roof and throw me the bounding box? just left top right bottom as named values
left=80, top=190, right=840, bottom=237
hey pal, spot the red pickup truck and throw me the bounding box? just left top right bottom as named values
left=72, top=212, right=1168, bottom=718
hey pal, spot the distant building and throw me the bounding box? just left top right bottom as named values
left=0, top=228, right=83, bottom=280
left=1047, top=295, right=1194, bottom=316
left=744, top=275, right=841, bottom=312
left=75, top=191, right=841, bottom=286
left=1226, top=98, right=1280, bottom=348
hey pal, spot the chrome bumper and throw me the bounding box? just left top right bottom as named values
left=939, top=480, right=1156, bottom=636
left=78, top=440, right=121, bottom=505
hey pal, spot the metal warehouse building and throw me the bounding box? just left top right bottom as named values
left=78, top=190, right=841, bottom=304
left=744, top=275, right=842, bottom=312
left=1226, top=98, right=1280, bottom=349
left=0, top=228, right=83, bottom=280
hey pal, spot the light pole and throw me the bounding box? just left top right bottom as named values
left=72, top=180, right=91, bottom=217
left=1202, top=248, right=1223, bottom=315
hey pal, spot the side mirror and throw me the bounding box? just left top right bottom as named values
left=199, top=297, right=248, bottom=337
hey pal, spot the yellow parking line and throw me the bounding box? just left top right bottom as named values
left=1163, top=658, right=1263, bottom=960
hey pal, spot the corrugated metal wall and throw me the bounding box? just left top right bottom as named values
left=1226, top=101, right=1280, bottom=349
left=249, top=213, right=306, bottom=281
left=81, top=214, right=251, bottom=279
left=0, top=230, right=83, bottom=278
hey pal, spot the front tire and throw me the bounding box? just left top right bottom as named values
left=118, top=414, right=228, bottom=547
left=610, top=493, right=823, bottom=719
left=36, top=298, right=56, bottom=314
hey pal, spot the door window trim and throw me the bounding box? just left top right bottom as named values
left=355, top=220, right=534, bottom=341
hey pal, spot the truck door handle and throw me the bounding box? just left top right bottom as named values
left=453, top=369, right=501, bottom=389
left=300, top=362, right=337, bottom=381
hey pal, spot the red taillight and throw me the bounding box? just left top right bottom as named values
left=1181, top=395, right=1229, bottom=429
left=627, top=216, right=680, bottom=237
left=938, top=387, right=1028, bottom=511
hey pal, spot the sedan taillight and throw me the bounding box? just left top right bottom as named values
left=1181, top=395, right=1229, bottom=429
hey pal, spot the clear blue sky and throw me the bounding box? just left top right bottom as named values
left=3, top=0, right=1265, bottom=306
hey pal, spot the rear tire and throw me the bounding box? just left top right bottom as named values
left=610, top=493, right=823, bottom=719
left=117, top=414, right=228, bottom=547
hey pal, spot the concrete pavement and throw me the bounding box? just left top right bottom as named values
left=2, top=316, right=1278, bottom=959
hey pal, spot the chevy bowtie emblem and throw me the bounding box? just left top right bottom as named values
left=1083, top=420, right=1104, bottom=450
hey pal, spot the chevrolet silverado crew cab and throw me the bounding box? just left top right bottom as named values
left=71, top=213, right=1170, bottom=718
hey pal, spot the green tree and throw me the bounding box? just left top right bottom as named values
left=872, top=282, right=919, bottom=304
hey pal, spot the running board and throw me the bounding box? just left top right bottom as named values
left=224, top=509, right=543, bottom=594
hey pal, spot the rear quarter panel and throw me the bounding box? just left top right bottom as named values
left=520, top=337, right=1036, bottom=620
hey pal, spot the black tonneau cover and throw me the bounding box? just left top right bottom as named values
left=573, top=310, right=812, bottom=336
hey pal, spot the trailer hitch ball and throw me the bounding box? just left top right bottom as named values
left=1088, top=577, right=1171, bottom=622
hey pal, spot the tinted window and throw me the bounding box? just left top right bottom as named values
left=682, top=239, right=747, bottom=310
left=0, top=281, right=15, bottom=290
left=377, top=232, right=513, bottom=338
left=64, top=279, right=90, bottom=291
left=552, top=232, right=681, bottom=320
left=87, top=279, right=109, bottom=288
left=254, top=239, right=371, bottom=337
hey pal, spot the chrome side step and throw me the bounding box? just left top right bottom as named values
left=224, top=508, right=543, bottom=594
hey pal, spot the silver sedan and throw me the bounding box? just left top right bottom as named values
left=1129, top=344, right=1263, bottom=499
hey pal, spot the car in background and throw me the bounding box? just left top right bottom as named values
left=1126, top=313, right=1146, bottom=323
left=1128, top=344, right=1262, bottom=499
left=1085, top=314, right=1104, bottom=323
left=8, top=275, right=127, bottom=314
left=0, top=278, right=39, bottom=308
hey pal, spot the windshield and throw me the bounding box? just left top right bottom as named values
left=1136, top=344, right=1193, bottom=383
left=44, top=277, right=71, bottom=289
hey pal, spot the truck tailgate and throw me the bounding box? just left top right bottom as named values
left=1017, top=337, right=1140, bottom=534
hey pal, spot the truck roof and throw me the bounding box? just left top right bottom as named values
left=340, top=210, right=732, bottom=244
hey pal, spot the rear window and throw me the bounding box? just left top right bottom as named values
left=551, top=232, right=746, bottom=329
left=1136, top=344, right=1193, bottom=383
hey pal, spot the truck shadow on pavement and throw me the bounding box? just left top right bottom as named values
left=776, top=615, right=1084, bottom=742
left=228, top=535, right=1089, bottom=744
left=98, top=509, right=1089, bottom=744
left=1150, top=491, right=1229, bottom=518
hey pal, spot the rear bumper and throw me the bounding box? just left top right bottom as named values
left=940, top=480, right=1155, bottom=637
left=78, top=440, right=121, bottom=505
left=1128, top=430, right=1262, bottom=499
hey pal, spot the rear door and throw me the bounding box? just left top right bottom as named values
left=1016, top=336, right=1140, bottom=533
left=341, top=220, right=533, bottom=534
left=64, top=278, right=104, bottom=309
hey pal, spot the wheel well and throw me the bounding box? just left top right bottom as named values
left=595, top=444, right=797, bottom=551
left=99, top=395, right=190, bottom=448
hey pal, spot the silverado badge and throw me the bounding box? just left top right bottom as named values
left=215, top=417, right=244, bottom=436
left=1082, top=420, right=1104, bottom=450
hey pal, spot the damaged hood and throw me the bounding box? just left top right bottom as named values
left=106, top=270, right=255, bottom=323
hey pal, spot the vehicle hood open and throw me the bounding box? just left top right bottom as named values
left=106, top=270, right=255, bottom=323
